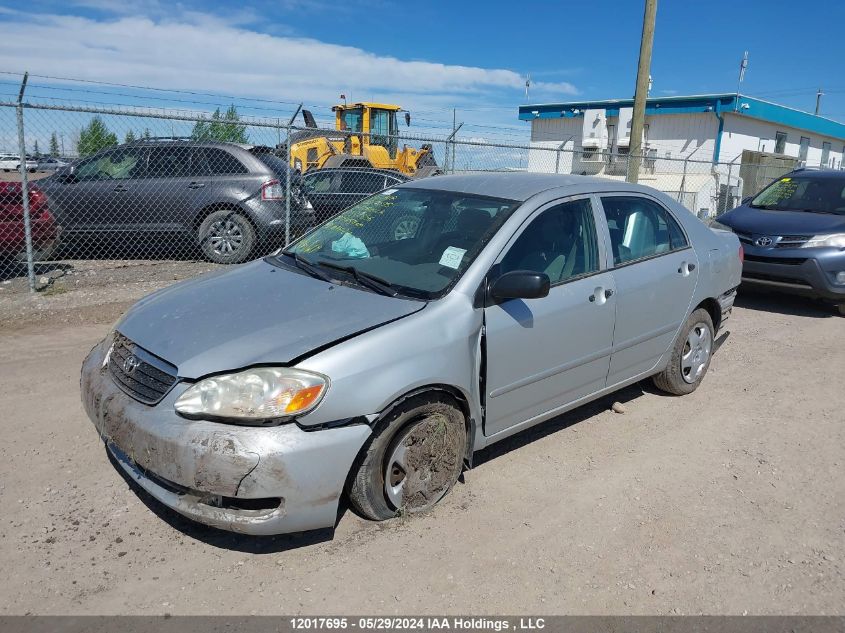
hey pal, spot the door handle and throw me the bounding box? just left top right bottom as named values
left=604, top=288, right=614, bottom=298
left=589, top=287, right=612, bottom=304
left=187, top=182, right=206, bottom=189
left=678, top=262, right=697, bottom=274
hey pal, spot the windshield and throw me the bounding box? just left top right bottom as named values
left=339, top=108, right=363, bottom=133
left=751, top=176, right=845, bottom=215
left=284, top=187, right=520, bottom=299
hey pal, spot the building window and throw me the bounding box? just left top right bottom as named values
left=821, top=142, right=831, bottom=167
left=774, top=131, right=787, bottom=154
left=799, top=137, right=810, bottom=162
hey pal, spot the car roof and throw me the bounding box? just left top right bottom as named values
left=395, top=172, right=651, bottom=202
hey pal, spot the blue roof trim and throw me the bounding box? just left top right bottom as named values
left=519, top=93, right=845, bottom=140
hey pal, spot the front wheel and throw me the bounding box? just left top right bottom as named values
left=652, top=308, right=714, bottom=396
left=198, top=210, right=256, bottom=264
left=347, top=394, right=467, bottom=520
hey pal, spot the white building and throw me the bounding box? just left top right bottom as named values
left=519, top=93, right=845, bottom=216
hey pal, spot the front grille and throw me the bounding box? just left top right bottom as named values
left=744, top=254, right=807, bottom=265
left=108, top=333, right=178, bottom=405
left=776, top=235, right=812, bottom=248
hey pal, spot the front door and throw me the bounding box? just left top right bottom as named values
left=51, top=146, right=147, bottom=233
left=484, top=196, right=617, bottom=437
left=597, top=195, right=699, bottom=385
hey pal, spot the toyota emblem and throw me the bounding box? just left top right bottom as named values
left=754, top=236, right=774, bottom=247
left=123, top=354, right=139, bottom=374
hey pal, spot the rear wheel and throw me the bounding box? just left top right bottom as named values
left=198, top=210, right=256, bottom=264
left=347, top=394, right=467, bottom=520
left=652, top=308, right=714, bottom=396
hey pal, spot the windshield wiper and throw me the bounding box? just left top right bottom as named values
left=315, top=261, right=399, bottom=297
left=279, top=250, right=333, bottom=283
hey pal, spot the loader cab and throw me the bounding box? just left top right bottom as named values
left=335, top=103, right=400, bottom=159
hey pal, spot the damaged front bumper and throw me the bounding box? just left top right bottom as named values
left=81, top=339, right=371, bottom=536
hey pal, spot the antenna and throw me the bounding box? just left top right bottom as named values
left=815, top=88, right=824, bottom=116
left=524, top=74, right=531, bottom=101
left=735, top=51, right=749, bottom=111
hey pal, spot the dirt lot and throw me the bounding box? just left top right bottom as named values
left=0, top=267, right=843, bottom=615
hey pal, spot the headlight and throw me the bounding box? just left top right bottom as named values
left=709, top=219, right=734, bottom=232
left=799, top=233, right=845, bottom=249
left=174, top=367, right=328, bottom=422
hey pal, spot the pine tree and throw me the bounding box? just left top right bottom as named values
left=49, top=132, right=60, bottom=157
left=192, top=106, right=249, bottom=143
left=124, top=130, right=137, bottom=144
left=143, top=128, right=152, bottom=139
left=78, top=117, right=118, bottom=156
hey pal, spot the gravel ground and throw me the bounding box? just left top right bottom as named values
left=0, top=277, right=842, bottom=615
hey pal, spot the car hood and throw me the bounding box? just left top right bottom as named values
left=116, top=259, right=426, bottom=379
left=722, top=205, right=845, bottom=235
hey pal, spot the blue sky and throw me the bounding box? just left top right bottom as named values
left=1, top=0, right=844, bottom=140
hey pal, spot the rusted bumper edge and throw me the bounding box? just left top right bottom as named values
left=80, top=338, right=371, bottom=536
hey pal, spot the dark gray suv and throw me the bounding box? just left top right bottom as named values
left=40, top=140, right=310, bottom=264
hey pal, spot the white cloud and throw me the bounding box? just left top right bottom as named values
left=0, top=10, right=578, bottom=120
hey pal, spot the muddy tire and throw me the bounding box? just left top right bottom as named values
left=198, top=210, right=256, bottom=264
left=347, top=394, right=467, bottom=521
left=653, top=308, right=714, bottom=396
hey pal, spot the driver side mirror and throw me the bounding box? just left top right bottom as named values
left=741, top=196, right=752, bottom=204
left=489, top=270, right=550, bottom=301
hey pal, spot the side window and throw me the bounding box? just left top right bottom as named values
left=303, top=171, right=336, bottom=193
left=601, top=196, right=685, bottom=265
left=203, top=148, right=248, bottom=175
left=339, top=171, right=386, bottom=193
left=500, top=199, right=599, bottom=284
left=146, top=146, right=193, bottom=178
left=75, top=148, right=146, bottom=181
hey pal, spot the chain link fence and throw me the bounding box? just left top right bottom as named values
left=0, top=99, right=837, bottom=290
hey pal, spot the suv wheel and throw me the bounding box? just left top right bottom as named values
left=198, top=210, right=256, bottom=264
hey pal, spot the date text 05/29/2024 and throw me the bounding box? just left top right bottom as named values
left=289, top=618, right=546, bottom=631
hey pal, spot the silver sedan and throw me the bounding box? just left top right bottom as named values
left=81, top=173, right=742, bottom=535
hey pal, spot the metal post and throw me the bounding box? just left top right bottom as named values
left=445, top=122, right=463, bottom=176
left=15, top=72, right=35, bottom=292
left=284, top=104, right=302, bottom=247
left=627, top=0, right=657, bottom=183
left=678, top=157, right=688, bottom=203
left=451, top=109, right=457, bottom=175
left=724, top=161, right=733, bottom=214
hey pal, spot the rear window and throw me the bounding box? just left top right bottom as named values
left=751, top=176, right=845, bottom=215
left=250, top=150, right=300, bottom=184
left=203, top=148, right=248, bottom=175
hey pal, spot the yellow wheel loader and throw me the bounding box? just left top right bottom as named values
left=285, top=102, right=440, bottom=178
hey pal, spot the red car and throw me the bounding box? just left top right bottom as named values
left=0, top=181, right=60, bottom=261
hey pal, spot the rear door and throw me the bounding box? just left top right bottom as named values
left=597, top=195, right=699, bottom=385
left=483, top=196, right=617, bottom=436
left=132, top=146, right=209, bottom=232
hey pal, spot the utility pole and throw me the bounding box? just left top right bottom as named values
left=815, top=88, right=824, bottom=116
left=627, top=0, right=657, bottom=183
